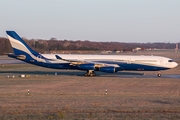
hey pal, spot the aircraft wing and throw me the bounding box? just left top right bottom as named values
left=55, top=55, right=120, bottom=68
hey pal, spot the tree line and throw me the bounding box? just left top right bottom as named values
left=0, top=37, right=178, bottom=55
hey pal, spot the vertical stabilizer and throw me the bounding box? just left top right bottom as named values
left=6, top=31, right=39, bottom=56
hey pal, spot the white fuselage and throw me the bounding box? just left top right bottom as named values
left=41, top=54, right=178, bottom=69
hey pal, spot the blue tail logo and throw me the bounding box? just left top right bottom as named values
left=6, top=31, right=39, bottom=56
left=6, top=31, right=42, bottom=61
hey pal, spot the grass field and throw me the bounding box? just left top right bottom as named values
left=0, top=50, right=180, bottom=119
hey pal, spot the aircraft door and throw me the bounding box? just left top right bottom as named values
left=127, top=58, right=131, bottom=64
left=78, top=56, right=84, bottom=61
left=159, top=58, right=164, bottom=65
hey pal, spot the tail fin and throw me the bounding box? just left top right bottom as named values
left=6, top=31, right=39, bottom=56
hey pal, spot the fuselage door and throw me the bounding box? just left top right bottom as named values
left=159, top=58, right=164, bottom=65
left=127, top=58, right=131, bottom=64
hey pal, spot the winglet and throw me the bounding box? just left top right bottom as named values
left=55, top=55, right=62, bottom=60
left=55, top=55, right=71, bottom=62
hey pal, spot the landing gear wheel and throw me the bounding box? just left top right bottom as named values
left=157, top=73, right=161, bottom=77
left=84, top=70, right=96, bottom=77
left=84, top=73, right=88, bottom=76
left=92, top=71, right=96, bottom=76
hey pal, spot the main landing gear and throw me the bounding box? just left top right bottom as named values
left=84, top=70, right=96, bottom=77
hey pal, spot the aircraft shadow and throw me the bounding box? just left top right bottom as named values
left=1, top=70, right=179, bottom=78
left=0, top=70, right=144, bottom=76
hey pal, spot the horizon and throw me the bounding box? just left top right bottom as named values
left=1, top=35, right=180, bottom=44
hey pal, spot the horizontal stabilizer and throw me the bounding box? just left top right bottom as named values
left=8, top=54, right=26, bottom=60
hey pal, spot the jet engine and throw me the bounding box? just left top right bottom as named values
left=99, top=66, right=116, bottom=73
left=78, top=63, right=95, bottom=70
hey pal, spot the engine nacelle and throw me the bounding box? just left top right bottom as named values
left=78, top=63, right=95, bottom=70
left=99, top=66, right=116, bottom=73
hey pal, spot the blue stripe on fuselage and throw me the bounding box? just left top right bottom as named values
left=8, top=52, right=169, bottom=71
left=119, top=63, right=169, bottom=71
left=12, top=48, right=54, bottom=61
left=8, top=53, right=72, bottom=69
left=93, top=61, right=169, bottom=71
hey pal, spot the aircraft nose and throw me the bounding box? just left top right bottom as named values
left=173, top=62, right=178, bottom=68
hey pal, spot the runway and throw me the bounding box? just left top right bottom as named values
left=0, top=69, right=180, bottom=119
left=0, top=69, right=180, bottom=78
left=104, top=74, right=180, bottom=79
left=0, top=55, right=179, bottom=78
left=0, top=56, right=180, bottom=119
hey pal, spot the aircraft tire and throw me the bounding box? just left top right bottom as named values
left=157, top=73, right=161, bottom=77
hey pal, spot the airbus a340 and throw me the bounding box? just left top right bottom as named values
left=6, top=31, right=178, bottom=77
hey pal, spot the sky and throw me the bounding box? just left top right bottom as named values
left=0, top=0, right=180, bottom=43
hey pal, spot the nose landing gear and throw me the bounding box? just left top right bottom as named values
left=157, top=73, right=161, bottom=77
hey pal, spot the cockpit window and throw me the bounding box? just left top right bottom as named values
left=168, top=60, right=174, bottom=62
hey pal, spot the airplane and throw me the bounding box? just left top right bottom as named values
left=6, top=31, right=178, bottom=77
